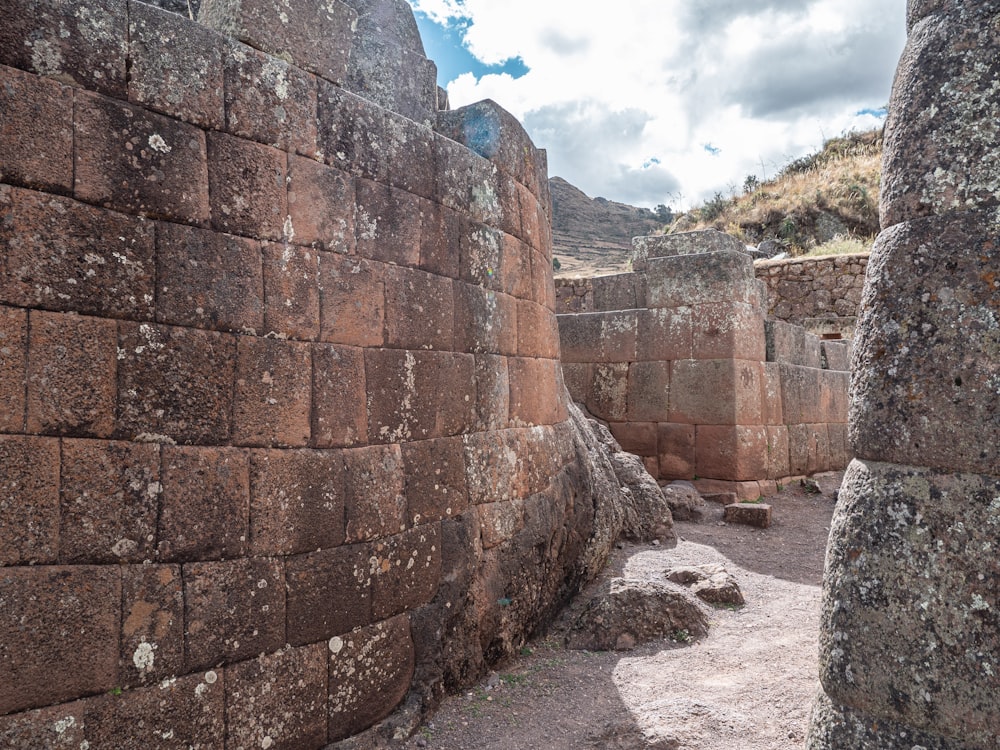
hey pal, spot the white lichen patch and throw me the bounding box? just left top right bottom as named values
left=148, top=134, right=171, bottom=154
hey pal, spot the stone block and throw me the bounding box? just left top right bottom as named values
left=723, top=502, right=772, bottom=528
left=0, top=0, right=128, bottom=97
left=560, top=362, right=591, bottom=405
left=311, top=343, right=368, bottom=448
left=690, top=301, right=766, bottom=361
left=158, top=446, right=249, bottom=562
left=696, top=425, right=769, bottom=482
left=592, top=273, right=639, bottom=311
left=419, top=201, right=463, bottom=279
left=760, top=361, right=784, bottom=425
left=669, top=359, right=763, bottom=426
left=26, top=311, right=116, bottom=437
left=0, top=435, right=59, bottom=565
left=636, top=307, right=693, bottom=362
left=558, top=310, right=638, bottom=363
left=778, top=362, right=821, bottom=426
left=765, top=319, right=801, bottom=364
left=116, top=322, right=236, bottom=444
left=372, top=523, right=442, bottom=619
left=233, top=337, right=312, bottom=447
left=0, top=566, right=120, bottom=715
left=820, top=339, right=851, bottom=371
left=0, top=65, right=74, bottom=193
left=587, top=362, right=629, bottom=422
left=0, top=307, right=26, bottom=432
left=462, top=431, right=519, bottom=506
left=327, top=615, right=414, bottom=742
left=341, top=0, right=425, bottom=55
left=0, top=186, right=155, bottom=320
left=155, top=221, right=264, bottom=333
left=0, top=699, right=90, bottom=749
left=480, top=497, right=527, bottom=549
left=74, top=91, right=209, bottom=225
left=384, top=265, right=454, bottom=351
left=827, top=422, right=849, bottom=469
left=317, top=80, right=388, bottom=181
left=59, top=439, right=160, bottom=563
left=225, top=644, right=328, bottom=750
left=384, top=111, right=437, bottom=198
left=657, top=423, right=696, bottom=479
left=645, top=251, right=757, bottom=309
left=631, top=230, right=746, bottom=269
left=317, top=253, right=385, bottom=347
left=287, top=154, right=355, bottom=253
left=262, top=242, right=320, bottom=340
left=345, top=35, right=436, bottom=124
left=249, top=448, right=345, bottom=555
left=766, top=425, right=791, bottom=480
left=627, top=361, right=671, bottom=422
left=128, top=1, right=225, bottom=129
left=120, top=564, right=184, bottom=687
left=343, top=443, right=406, bottom=543
left=802, top=331, right=823, bottom=369
left=223, top=42, right=317, bottom=156
left=83, top=672, right=225, bottom=748
left=199, top=0, right=357, bottom=84
left=402, top=437, right=469, bottom=525
left=694, top=479, right=763, bottom=502
left=453, top=283, right=518, bottom=356
left=851, top=212, right=1000, bottom=474
left=518, top=183, right=541, bottom=250
left=509, top=356, right=566, bottom=427
left=207, top=131, right=287, bottom=241
left=473, top=353, right=510, bottom=430
left=787, top=423, right=828, bottom=476
left=517, top=300, right=559, bottom=359
left=183, top=556, right=285, bottom=671
left=286, top=543, right=372, bottom=645
left=356, top=179, right=421, bottom=267
left=608, top=422, right=658, bottom=457
left=365, top=349, right=476, bottom=442
left=458, top=222, right=504, bottom=292
left=531, top=248, right=557, bottom=311
left=818, top=368, right=849, bottom=425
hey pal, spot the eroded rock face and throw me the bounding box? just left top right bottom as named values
left=809, top=1, right=1000, bottom=747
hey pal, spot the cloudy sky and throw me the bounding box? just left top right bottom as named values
left=405, top=0, right=907, bottom=210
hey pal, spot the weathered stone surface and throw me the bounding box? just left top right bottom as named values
left=0, top=186, right=156, bottom=320
left=565, top=578, right=708, bottom=651
left=311, top=343, right=368, bottom=448
left=59, top=439, right=160, bottom=563
left=0, top=65, right=74, bottom=193
left=119, top=563, right=184, bottom=687
left=199, top=0, right=357, bottom=84
left=646, top=250, right=758, bottom=309
left=355, top=179, right=422, bottom=267
left=559, top=311, right=638, bottom=364
left=0, top=566, right=120, bottom=714
left=233, top=336, right=312, bottom=447
left=661, top=480, right=704, bottom=521
left=610, top=451, right=675, bottom=542
left=723, top=502, right=772, bottom=529
left=287, top=154, right=356, bottom=253
left=384, top=265, right=454, bottom=351
left=343, top=443, right=407, bottom=544
left=345, top=30, right=437, bottom=124
left=0, top=307, right=26, bottom=432
left=372, top=524, right=442, bottom=619
left=207, top=131, right=287, bottom=241
left=626, top=361, right=670, bottom=422
left=631, top=229, right=747, bottom=270
left=850, top=211, right=1000, bottom=475
left=128, top=1, right=225, bottom=129
left=756, top=253, right=868, bottom=335
left=669, top=359, right=762, bottom=426
left=75, top=91, right=209, bottom=224
left=452, top=283, right=518, bottom=356
left=0, top=0, right=128, bottom=97
left=666, top=564, right=745, bottom=605
left=286, top=542, right=372, bottom=645
left=696, top=425, right=769, bottom=482
left=0, top=436, right=59, bottom=565
left=402, top=437, right=469, bottom=525
left=318, top=253, right=385, bottom=347
left=657, top=424, right=696, bottom=480
left=317, top=79, right=389, bottom=181
left=817, top=460, right=1000, bottom=747
left=262, top=242, right=320, bottom=339
left=691, top=301, right=766, bottom=362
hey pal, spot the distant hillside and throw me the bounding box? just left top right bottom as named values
left=671, top=129, right=882, bottom=253
left=549, top=177, right=667, bottom=277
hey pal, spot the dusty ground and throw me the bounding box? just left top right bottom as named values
left=401, top=472, right=843, bottom=750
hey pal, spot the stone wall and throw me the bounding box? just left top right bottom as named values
left=809, top=1, right=1000, bottom=747
left=558, top=231, right=851, bottom=500
left=0, top=1, right=647, bottom=747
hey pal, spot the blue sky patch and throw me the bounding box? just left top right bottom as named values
left=413, top=12, right=530, bottom=87
left=856, top=107, right=888, bottom=118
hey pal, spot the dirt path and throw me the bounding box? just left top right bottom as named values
left=401, top=473, right=842, bottom=750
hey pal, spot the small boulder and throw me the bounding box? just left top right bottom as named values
left=665, top=564, right=744, bottom=606
left=661, top=481, right=706, bottom=521
left=723, top=502, right=772, bottom=528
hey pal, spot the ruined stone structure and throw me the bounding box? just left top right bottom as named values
left=558, top=230, right=851, bottom=499
left=809, top=1, right=1000, bottom=747
left=0, top=1, right=667, bottom=746
left=755, top=252, right=868, bottom=340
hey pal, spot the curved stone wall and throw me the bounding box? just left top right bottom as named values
left=0, top=1, right=629, bottom=746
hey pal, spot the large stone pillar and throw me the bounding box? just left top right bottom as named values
left=809, top=1, right=1000, bottom=748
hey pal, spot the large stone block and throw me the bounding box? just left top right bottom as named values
left=233, top=337, right=312, bottom=447
left=669, top=359, right=763, bottom=426
left=765, top=425, right=790, bottom=480
left=0, top=307, right=26, bottom=432
left=0, top=696, right=90, bottom=749
left=452, top=283, right=518, bottom=356
left=0, top=65, right=74, bottom=193
left=249, top=448, right=345, bottom=555
left=74, top=91, right=209, bottom=224
left=158, top=446, right=249, bottom=562
left=820, top=339, right=851, bottom=371
left=116, top=322, right=236, bottom=444
left=779, top=362, right=822, bottom=426
left=787, top=423, right=828, bottom=476
left=587, top=362, right=629, bottom=422
left=0, top=435, right=59, bottom=565
left=262, top=242, right=320, bottom=340
left=558, top=311, right=638, bottom=363
left=473, top=353, right=510, bottom=430
left=636, top=307, right=693, bottom=362
left=372, top=523, right=442, bottom=619
left=317, top=79, right=388, bottom=182
left=458, top=222, right=504, bottom=292
left=508, top=356, right=566, bottom=427
left=183, top=556, right=285, bottom=670
left=818, top=460, right=1000, bottom=747
left=592, top=273, right=641, bottom=312
left=690, top=301, right=766, bottom=361
left=761, top=361, right=784, bottom=426
left=627, top=361, right=671, bottom=422
left=0, top=186, right=156, bottom=320
left=119, top=563, right=184, bottom=687
left=343, top=443, right=407, bottom=543
left=128, top=1, right=225, bottom=129
left=346, top=32, right=437, bottom=124
left=695, top=424, right=769, bottom=482
left=645, top=250, right=757, bottom=309
left=223, top=41, right=318, bottom=156
left=59, top=439, right=160, bottom=564
left=355, top=179, right=421, bottom=267
left=631, top=229, right=746, bottom=270
left=419, top=201, right=463, bottom=279
left=0, top=0, right=128, bottom=97
left=317, top=253, right=385, bottom=347
left=285, top=543, right=372, bottom=645
left=850, top=212, right=1000, bottom=474
left=608, top=422, right=657, bottom=457
left=0, top=566, right=120, bottom=715
left=517, top=300, right=560, bottom=359
left=155, top=221, right=264, bottom=333
left=207, top=131, right=287, bottom=241
left=560, top=362, right=591, bottom=405
left=657, top=423, right=696, bottom=479
left=311, top=343, right=368, bottom=448
left=26, top=311, right=116, bottom=437
left=384, top=265, right=454, bottom=351
left=286, top=154, right=356, bottom=253
left=199, top=0, right=357, bottom=84
left=402, top=437, right=469, bottom=525
left=225, top=644, right=328, bottom=750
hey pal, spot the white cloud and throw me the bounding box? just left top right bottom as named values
left=408, top=0, right=906, bottom=209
